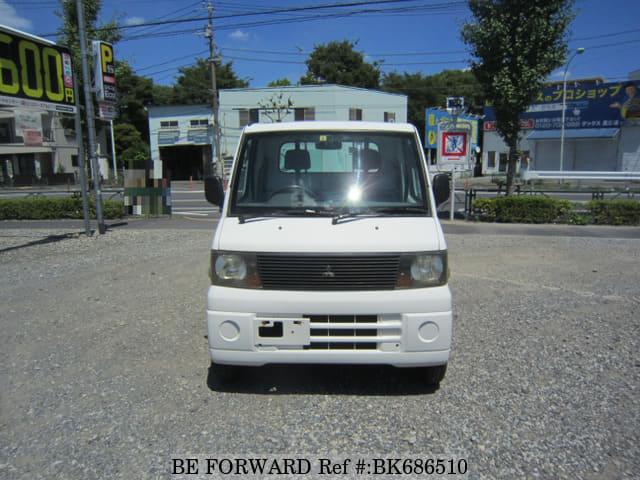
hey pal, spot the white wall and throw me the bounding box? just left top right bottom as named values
left=482, top=129, right=635, bottom=173
left=219, top=85, right=407, bottom=158
left=620, top=125, right=640, bottom=171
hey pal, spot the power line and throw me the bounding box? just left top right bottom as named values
left=137, top=50, right=209, bottom=73
left=36, top=0, right=424, bottom=37
left=37, top=0, right=466, bottom=38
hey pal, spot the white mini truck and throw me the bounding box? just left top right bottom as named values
left=205, top=121, right=452, bottom=385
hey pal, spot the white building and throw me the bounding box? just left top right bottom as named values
left=147, top=104, right=214, bottom=181
left=147, top=85, right=407, bottom=180
left=0, top=107, right=79, bottom=186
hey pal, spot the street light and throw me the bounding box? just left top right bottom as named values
left=559, top=47, right=585, bottom=177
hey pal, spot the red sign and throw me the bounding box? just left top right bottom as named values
left=441, top=131, right=468, bottom=157
left=23, top=129, right=43, bottom=146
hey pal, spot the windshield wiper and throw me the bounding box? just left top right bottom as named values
left=331, top=206, right=429, bottom=225
left=374, top=206, right=430, bottom=215
left=331, top=209, right=377, bottom=225
left=238, top=208, right=321, bottom=224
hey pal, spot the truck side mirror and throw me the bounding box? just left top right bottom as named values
left=432, top=173, right=451, bottom=207
left=204, top=176, right=224, bottom=206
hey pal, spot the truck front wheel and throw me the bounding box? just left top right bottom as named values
left=424, top=364, right=447, bottom=386
left=208, top=362, right=243, bottom=385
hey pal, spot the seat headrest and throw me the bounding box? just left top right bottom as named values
left=284, top=149, right=311, bottom=171
left=354, top=148, right=381, bottom=172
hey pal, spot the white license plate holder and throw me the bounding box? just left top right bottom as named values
left=255, top=317, right=310, bottom=346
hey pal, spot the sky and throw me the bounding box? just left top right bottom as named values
left=3, top=0, right=640, bottom=89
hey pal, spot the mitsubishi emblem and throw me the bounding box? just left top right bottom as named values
left=321, top=265, right=335, bottom=278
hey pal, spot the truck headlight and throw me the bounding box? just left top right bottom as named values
left=210, top=251, right=261, bottom=288
left=397, top=252, right=448, bottom=288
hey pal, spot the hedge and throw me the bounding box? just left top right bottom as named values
left=0, top=195, right=124, bottom=220
left=471, top=196, right=640, bottom=225
left=585, top=199, right=640, bottom=225
left=471, top=196, right=572, bottom=223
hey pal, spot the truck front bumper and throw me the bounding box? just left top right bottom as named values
left=206, top=285, right=452, bottom=367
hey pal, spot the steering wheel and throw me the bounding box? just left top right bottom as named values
left=268, top=184, right=319, bottom=200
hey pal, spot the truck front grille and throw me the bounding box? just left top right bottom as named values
left=303, top=315, right=401, bottom=350
left=256, top=254, right=400, bottom=291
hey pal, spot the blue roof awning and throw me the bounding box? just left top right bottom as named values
left=527, top=128, right=619, bottom=140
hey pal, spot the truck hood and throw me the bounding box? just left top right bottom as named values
left=213, top=216, right=446, bottom=253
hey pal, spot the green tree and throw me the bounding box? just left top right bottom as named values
left=300, top=40, right=381, bottom=89
left=381, top=70, right=483, bottom=140
left=115, top=61, right=153, bottom=139
left=151, top=84, right=174, bottom=106
left=258, top=93, right=294, bottom=122
left=55, top=0, right=121, bottom=76
left=172, top=58, right=248, bottom=105
left=268, top=78, right=293, bottom=87
left=461, top=0, right=575, bottom=195
left=55, top=0, right=123, bottom=175
left=113, top=123, right=149, bottom=169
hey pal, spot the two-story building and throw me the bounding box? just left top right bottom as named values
left=147, top=85, right=408, bottom=181
left=0, top=107, right=79, bottom=186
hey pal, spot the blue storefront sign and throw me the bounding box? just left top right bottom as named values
left=483, top=81, right=640, bottom=131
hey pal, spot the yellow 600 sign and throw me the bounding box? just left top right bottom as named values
left=0, top=29, right=75, bottom=109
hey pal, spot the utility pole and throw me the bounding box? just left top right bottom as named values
left=203, top=1, right=222, bottom=180
left=72, top=77, right=91, bottom=236
left=76, top=0, right=106, bottom=234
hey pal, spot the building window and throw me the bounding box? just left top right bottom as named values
left=160, top=120, right=178, bottom=129
left=238, top=108, right=259, bottom=127
left=190, top=119, right=208, bottom=128
left=349, top=108, right=363, bottom=121
left=487, top=151, right=496, bottom=168
left=294, top=107, right=315, bottom=121
left=0, top=122, right=11, bottom=143
left=499, top=152, right=508, bottom=172
left=384, top=112, right=396, bottom=123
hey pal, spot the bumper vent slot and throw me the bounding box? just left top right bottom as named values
left=303, top=315, right=401, bottom=350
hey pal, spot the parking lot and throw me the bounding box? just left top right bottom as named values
left=0, top=224, right=638, bottom=479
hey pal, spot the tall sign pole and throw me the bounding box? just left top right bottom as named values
left=438, top=97, right=470, bottom=221
left=72, top=79, right=91, bottom=236
left=204, top=1, right=222, bottom=180
left=92, top=40, right=118, bottom=183
left=76, top=0, right=106, bottom=234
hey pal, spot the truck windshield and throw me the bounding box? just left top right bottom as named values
left=228, top=130, right=431, bottom=218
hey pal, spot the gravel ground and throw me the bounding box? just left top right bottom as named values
left=0, top=225, right=638, bottom=480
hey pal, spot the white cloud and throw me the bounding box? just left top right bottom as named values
left=125, top=16, right=145, bottom=26
left=230, top=30, right=249, bottom=42
left=0, top=0, right=33, bottom=31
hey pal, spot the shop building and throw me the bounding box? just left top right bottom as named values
left=481, top=77, right=640, bottom=176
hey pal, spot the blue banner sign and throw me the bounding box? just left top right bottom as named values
left=483, top=81, right=640, bottom=131
left=425, top=109, right=479, bottom=149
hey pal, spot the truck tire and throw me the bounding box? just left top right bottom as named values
left=424, top=364, right=447, bottom=386
left=209, top=362, right=242, bottom=384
